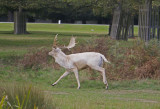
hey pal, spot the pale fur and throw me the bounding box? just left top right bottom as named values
left=49, top=47, right=110, bottom=89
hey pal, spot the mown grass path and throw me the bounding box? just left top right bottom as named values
left=49, top=88, right=160, bottom=109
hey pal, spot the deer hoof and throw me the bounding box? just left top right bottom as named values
left=77, top=87, right=80, bottom=90
left=105, top=86, right=108, bottom=90
left=52, top=84, right=56, bottom=86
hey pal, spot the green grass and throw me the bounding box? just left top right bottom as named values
left=0, top=65, right=160, bottom=109
left=0, top=23, right=139, bottom=35
left=0, top=23, right=109, bottom=58
left=0, top=23, right=108, bottom=34
left=0, top=23, right=139, bottom=57
left=0, top=23, right=159, bottom=109
left=51, top=88, right=160, bottom=109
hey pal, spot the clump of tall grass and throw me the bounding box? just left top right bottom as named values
left=0, top=83, right=55, bottom=109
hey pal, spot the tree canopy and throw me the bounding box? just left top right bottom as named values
left=0, top=0, right=160, bottom=21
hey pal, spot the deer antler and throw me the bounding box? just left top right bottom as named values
left=64, top=37, right=77, bottom=49
left=53, top=34, right=58, bottom=48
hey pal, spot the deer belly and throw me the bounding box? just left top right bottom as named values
left=74, top=60, right=87, bottom=70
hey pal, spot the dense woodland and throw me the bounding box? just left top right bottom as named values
left=0, top=0, right=159, bottom=23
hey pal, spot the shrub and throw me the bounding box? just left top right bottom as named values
left=20, top=48, right=51, bottom=70
left=135, top=57, right=160, bottom=79
left=20, top=48, right=62, bottom=70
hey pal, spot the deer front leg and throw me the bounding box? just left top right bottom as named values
left=52, top=71, right=70, bottom=86
left=73, top=68, right=80, bottom=89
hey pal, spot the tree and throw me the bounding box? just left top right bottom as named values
left=91, top=0, right=146, bottom=38
left=0, top=0, right=40, bottom=34
left=0, top=0, right=65, bottom=34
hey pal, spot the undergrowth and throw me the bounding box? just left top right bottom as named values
left=20, top=48, right=50, bottom=70
left=2, top=37, right=160, bottom=80
left=72, top=37, right=160, bottom=80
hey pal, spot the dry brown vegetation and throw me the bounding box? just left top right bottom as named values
left=20, top=37, right=160, bottom=80
left=21, top=48, right=50, bottom=70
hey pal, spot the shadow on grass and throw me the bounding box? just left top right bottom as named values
left=0, top=31, right=106, bottom=37
left=0, top=31, right=14, bottom=34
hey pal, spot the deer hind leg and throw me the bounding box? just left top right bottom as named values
left=89, top=65, right=108, bottom=90
left=52, top=71, right=70, bottom=86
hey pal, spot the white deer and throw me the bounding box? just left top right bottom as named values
left=48, top=35, right=110, bottom=89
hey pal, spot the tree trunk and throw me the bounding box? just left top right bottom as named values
left=145, top=0, right=152, bottom=5
left=146, top=0, right=152, bottom=42
left=110, top=5, right=122, bottom=39
left=14, top=9, right=27, bottom=34
left=108, top=20, right=112, bottom=35
left=128, top=17, right=134, bottom=38
left=82, top=20, right=86, bottom=24
left=124, top=13, right=131, bottom=41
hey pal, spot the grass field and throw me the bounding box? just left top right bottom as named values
left=0, top=23, right=160, bottom=109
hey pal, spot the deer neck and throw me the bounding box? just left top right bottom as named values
left=54, top=51, right=66, bottom=60
left=54, top=51, right=72, bottom=69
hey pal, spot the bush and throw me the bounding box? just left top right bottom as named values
left=20, top=48, right=51, bottom=70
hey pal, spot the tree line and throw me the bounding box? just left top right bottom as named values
left=0, top=0, right=160, bottom=34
